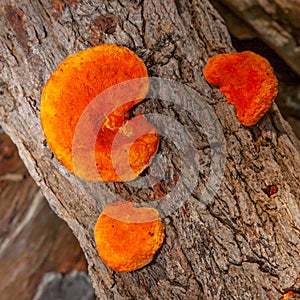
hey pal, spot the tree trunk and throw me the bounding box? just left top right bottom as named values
left=0, top=1, right=299, bottom=299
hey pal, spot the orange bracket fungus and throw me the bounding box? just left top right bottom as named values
left=94, top=201, right=165, bottom=272
left=40, top=44, right=158, bottom=182
left=203, top=51, right=278, bottom=126
left=264, top=184, right=278, bottom=197
left=280, top=291, right=296, bottom=300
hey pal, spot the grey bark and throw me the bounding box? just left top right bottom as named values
left=32, top=271, right=95, bottom=300
left=0, top=1, right=299, bottom=299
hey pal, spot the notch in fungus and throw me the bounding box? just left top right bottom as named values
left=203, top=51, right=278, bottom=126
left=94, top=201, right=165, bottom=272
left=40, top=44, right=158, bottom=182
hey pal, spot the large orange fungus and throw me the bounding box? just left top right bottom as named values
left=94, top=201, right=165, bottom=272
left=40, top=44, right=158, bottom=182
left=203, top=51, right=278, bottom=126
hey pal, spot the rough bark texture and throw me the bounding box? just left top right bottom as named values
left=0, top=132, right=89, bottom=300
left=0, top=1, right=299, bottom=299
left=210, top=0, right=300, bottom=76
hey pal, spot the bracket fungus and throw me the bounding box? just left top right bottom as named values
left=203, top=51, right=278, bottom=126
left=40, top=44, right=158, bottom=182
left=94, top=201, right=165, bottom=272
left=264, top=184, right=278, bottom=197
left=280, top=291, right=296, bottom=300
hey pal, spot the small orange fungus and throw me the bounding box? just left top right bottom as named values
left=41, top=44, right=158, bottom=182
left=280, top=291, right=295, bottom=300
left=267, top=185, right=278, bottom=197
left=94, top=201, right=165, bottom=272
left=203, top=51, right=278, bottom=126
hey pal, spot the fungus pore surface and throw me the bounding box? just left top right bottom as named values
left=203, top=51, right=278, bottom=126
left=94, top=201, right=165, bottom=272
left=40, top=44, right=158, bottom=181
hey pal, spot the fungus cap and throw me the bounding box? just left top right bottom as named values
left=280, top=291, right=295, bottom=300
left=40, top=44, right=158, bottom=182
left=94, top=201, right=165, bottom=272
left=203, top=51, right=278, bottom=126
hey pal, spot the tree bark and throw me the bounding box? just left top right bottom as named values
left=0, top=1, right=299, bottom=299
